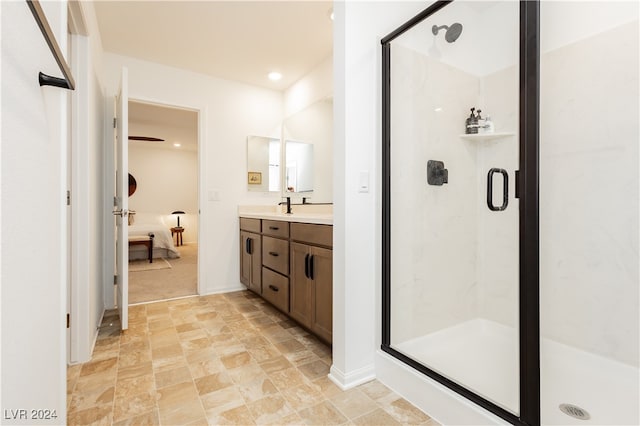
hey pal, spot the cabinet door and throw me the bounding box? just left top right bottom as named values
left=240, top=231, right=261, bottom=294
left=310, top=246, right=332, bottom=343
left=290, top=242, right=312, bottom=328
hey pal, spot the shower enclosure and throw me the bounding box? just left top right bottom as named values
left=381, top=1, right=639, bottom=425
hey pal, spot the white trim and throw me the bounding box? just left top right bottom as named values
left=200, top=285, right=247, bottom=296
left=328, top=363, right=376, bottom=390
left=375, top=350, right=505, bottom=426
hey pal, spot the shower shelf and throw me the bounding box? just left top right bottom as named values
left=459, top=132, right=515, bottom=141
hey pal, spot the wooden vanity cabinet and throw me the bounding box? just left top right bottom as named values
left=290, top=223, right=333, bottom=344
left=240, top=219, right=262, bottom=294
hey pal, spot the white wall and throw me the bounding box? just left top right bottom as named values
left=129, top=145, right=198, bottom=243
left=102, top=53, right=284, bottom=297
left=1, top=0, right=68, bottom=421
left=284, top=55, right=332, bottom=118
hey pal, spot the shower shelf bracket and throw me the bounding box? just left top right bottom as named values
left=459, top=132, right=515, bottom=141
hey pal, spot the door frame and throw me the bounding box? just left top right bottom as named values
left=379, top=1, right=540, bottom=425
left=105, top=95, right=206, bottom=301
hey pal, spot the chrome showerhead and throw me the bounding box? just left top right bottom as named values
left=432, top=22, right=463, bottom=43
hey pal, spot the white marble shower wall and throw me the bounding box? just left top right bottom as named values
left=390, top=43, right=481, bottom=344
left=539, top=17, right=639, bottom=367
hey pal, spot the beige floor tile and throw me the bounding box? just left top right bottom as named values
left=246, top=395, right=295, bottom=425
left=258, top=355, right=293, bottom=374
left=237, top=375, right=279, bottom=403
left=221, top=350, right=253, bottom=369
left=313, top=376, right=343, bottom=398
left=227, top=362, right=265, bottom=385
left=69, top=386, right=115, bottom=413
left=177, top=328, right=209, bottom=342
left=246, top=344, right=281, bottom=362
left=117, top=349, right=152, bottom=368
left=280, top=382, right=323, bottom=411
left=67, top=404, right=113, bottom=425
left=159, top=398, right=206, bottom=425
left=298, top=359, right=331, bottom=381
left=330, top=388, right=378, bottom=420
left=79, top=357, right=118, bottom=377
left=112, top=391, right=156, bottom=422
left=297, top=401, right=348, bottom=426
left=352, top=408, right=401, bottom=426
left=357, top=380, right=394, bottom=402
left=207, top=405, right=256, bottom=426
left=154, top=365, right=191, bottom=389
left=381, top=398, right=433, bottom=425
left=201, top=386, right=245, bottom=415
left=267, top=367, right=310, bottom=391
left=156, top=381, right=199, bottom=410
left=117, top=361, right=152, bottom=381
left=74, top=371, right=117, bottom=395
left=114, top=374, right=154, bottom=400
left=275, top=338, right=306, bottom=354
left=194, top=371, right=234, bottom=395
left=189, top=357, right=225, bottom=379
left=112, top=409, right=159, bottom=426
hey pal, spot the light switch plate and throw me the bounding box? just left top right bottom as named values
left=208, top=190, right=220, bottom=201
left=358, top=170, right=369, bottom=193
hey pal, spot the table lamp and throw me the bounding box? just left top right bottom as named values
left=171, top=210, right=185, bottom=227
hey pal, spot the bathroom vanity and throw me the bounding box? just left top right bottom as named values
left=239, top=206, right=333, bottom=344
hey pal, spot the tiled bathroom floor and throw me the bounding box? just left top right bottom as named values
left=67, top=291, right=439, bottom=425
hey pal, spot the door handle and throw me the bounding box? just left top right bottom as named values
left=268, top=284, right=279, bottom=292
left=246, top=237, right=252, bottom=254
left=487, top=168, right=509, bottom=211
left=268, top=251, right=279, bottom=257
left=304, top=254, right=309, bottom=279
left=309, top=255, right=315, bottom=280
left=112, top=208, right=128, bottom=217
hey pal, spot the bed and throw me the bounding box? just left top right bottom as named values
left=128, top=212, right=180, bottom=260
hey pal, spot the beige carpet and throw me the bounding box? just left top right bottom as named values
left=129, top=258, right=171, bottom=272
left=128, top=243, right=197, bottom=304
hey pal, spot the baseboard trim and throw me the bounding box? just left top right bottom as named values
left=328, top=363, right=376, bottom=390
left=200, top=284, right=247, bottom=296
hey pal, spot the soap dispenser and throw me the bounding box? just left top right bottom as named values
left=476, top=109, right=485, bottom=134
left=465, top=108, right=477, bottom=134
left=484, top=116, right=495, bottom=133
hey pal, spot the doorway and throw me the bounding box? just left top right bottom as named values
left=126, top=100, right=200, bottom=304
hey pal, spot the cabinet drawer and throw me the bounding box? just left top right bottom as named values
left=291, top=223, right=333, bottom=248
left=262, top=236, right=289, bottom=275
left=262, top=267, right=289, bottom=313
left=240, top=218, right=261, bottom=233
left=262, top=220, right=289, bottom=238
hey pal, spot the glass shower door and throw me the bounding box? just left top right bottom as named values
left=383, top=0, right=521, bottom=416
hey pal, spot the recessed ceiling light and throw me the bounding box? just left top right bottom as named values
left=268, top=72, right=282, bottom=81
left=328, top=8, right=334, bottom=21
left=173, top=143, right=181, bottom=147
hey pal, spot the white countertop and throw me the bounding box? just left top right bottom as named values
left=238, top=204, right=333, bottom=225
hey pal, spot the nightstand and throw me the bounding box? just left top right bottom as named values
left=171, top=227, right=184, bottom=246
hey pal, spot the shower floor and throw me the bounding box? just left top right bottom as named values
left=395, top=318, right=639, bottom=425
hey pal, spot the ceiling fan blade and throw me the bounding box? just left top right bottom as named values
left=128, top=136, right=165, bottom=142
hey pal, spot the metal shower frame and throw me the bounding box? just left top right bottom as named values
left=380, top=1, right=541, bottom=425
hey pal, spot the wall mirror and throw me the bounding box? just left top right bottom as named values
left=246, top=135, right=280, bottom=192
left=282, top=97, right=333, bottom=202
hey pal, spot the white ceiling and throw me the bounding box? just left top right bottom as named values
left=128, top=101, right=199, bottom=151
left=94, top=0, right=334, bottom=91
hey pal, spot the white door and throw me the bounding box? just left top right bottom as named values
left=114, top=68, right=129, bottom=330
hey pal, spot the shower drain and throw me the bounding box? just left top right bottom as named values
left=559, top=403, right=591, bottom=420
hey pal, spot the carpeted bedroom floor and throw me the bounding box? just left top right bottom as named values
left=129, top=243, right=198, bottom=304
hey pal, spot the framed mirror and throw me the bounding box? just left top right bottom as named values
left=247, top=135, right=280, bottom=192
left=282, top=97, right=333, bottom=202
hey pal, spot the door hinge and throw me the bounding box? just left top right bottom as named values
left=113, top=117, right=117, bottom=129
left=114, top=275, right=118, bottom=285
left=66, top=313, right=70, bottom=329
left=66, top=190, right=71, bottom=206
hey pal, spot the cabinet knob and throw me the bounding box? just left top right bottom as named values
left=268, top=285, right=279, bottom=292
left=268, top=251, right=279, bottom=257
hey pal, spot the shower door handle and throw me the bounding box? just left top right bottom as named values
left=487, top=168, right=509, bottom=211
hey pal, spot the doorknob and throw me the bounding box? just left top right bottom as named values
left=113, top=208, right=128, bottom=217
